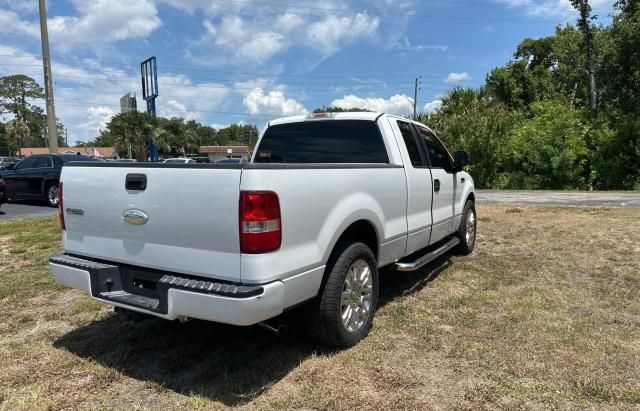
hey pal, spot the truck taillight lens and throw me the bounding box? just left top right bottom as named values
left=239, top=191, right=281, bottom=254
left=58, top=181, right=65, bottom=230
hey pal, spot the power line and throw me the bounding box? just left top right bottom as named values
left=54, top=100, right=294, bottom=118
left=1, top=60, right=480, bottom=85
left=207, top=0, right=613, bottom=23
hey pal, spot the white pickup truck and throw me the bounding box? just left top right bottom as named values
left=49, top=112, right=476, bottom=347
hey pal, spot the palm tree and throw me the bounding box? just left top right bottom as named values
left=106, top=111, right=169, bottom=161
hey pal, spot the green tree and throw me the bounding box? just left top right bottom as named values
left=5, top=119, right=30, bottom=157
left=502, top=101, right=590, bottom=189
left=217, top=124, right=259, bottom=148
left=570, top=0, right=598, bottom=110
left=105, top=112, right=169, bottom=162
left=598, top=1, right=640, bottom=114
left=0, top=75, right=44, bottom=121
left=417, top=88, right=518, bottom=188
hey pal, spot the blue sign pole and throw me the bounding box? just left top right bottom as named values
left=141, top=56, right=159, bottom=162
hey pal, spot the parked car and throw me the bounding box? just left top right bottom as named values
left=163, top=158, right=195, bottom=164
left=0, top=154, right=105, bottom=207
left=106, top=158, right=137, bottom=163
left=0, top=157, right=18, bottom=170
left=49, top=112, right=475, bottom=347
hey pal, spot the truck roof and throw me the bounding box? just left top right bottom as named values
left=269, top=112, right=383, bottom=126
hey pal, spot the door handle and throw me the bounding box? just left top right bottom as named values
left=434, top=179, right=440, bottom=192
left=461, top=177, right=465, bottom=184
left=125, top=174, right=147, bottom=191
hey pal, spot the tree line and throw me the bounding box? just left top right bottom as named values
left=0, top=74, right=66, bottom=156
left=417, top=0, right=639, bottom=190
left=81, top=112, right=259, bottom=161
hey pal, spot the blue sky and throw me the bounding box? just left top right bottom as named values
left=0, top=0, right=615, bottom=143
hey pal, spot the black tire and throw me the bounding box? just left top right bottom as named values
left=455, top=200, right=476, bottom=255
left=45, top=182, right=59, bottom=208
left=304, top=241, right=379, bottom=348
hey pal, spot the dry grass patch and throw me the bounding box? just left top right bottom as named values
left=0, top=205, right=638, bottom=410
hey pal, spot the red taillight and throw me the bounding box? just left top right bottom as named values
left=58, top=181, right=65, bottom=230
left=239, top=191, right=281, bottom=254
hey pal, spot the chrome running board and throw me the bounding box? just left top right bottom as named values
left=394, top=237, right=460, bottom=272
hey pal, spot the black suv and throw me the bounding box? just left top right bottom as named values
left=0, top=154, right=104, bottom=207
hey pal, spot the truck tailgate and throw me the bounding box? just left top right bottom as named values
left=60, top=164, right=242, bottom=282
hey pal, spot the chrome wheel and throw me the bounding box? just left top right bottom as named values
left=465, top=209, right=476, bottom=247
left=47, top=184, right=59, bottom=207
left=341, top=259, right=373, bottom=333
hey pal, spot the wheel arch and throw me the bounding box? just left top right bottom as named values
left=467, top=191, right=475, bottom=204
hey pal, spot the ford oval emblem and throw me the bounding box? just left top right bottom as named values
left=122, top=209, right=149, bottom=225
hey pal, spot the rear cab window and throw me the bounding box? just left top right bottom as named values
left=254, top=120, right=389, bottom=163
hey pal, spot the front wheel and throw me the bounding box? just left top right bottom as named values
left=455, top=200, right=476, bottom=255
left=304, top=241, right=379, bottom=348
left=46, top=182, right=59, bottom=208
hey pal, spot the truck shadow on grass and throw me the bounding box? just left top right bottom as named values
left=53, top=256, right=452, bottom=406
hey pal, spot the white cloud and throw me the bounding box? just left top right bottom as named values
left=394, top=36, right=449, bottom=52
left=201, top=15, right=288, bottom=63
left=330, top=94, right=414, bottom=116
left=306, top=13, right=380, bottom=57
left=76, top=106, right=116, bottom=137
left=0, top=10, right=39, bottom=38
left=445, top=72, right=472, bottom=83
left=423, top=99, right=443, bottom=114
left=275, top=13, right=305, bottom=32
left=47, top=0, right=162, bottom=49
left=243, top=88, right=308, bottom=116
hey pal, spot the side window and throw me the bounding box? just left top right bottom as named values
left=416, top=127, right=451, bottom=169
left=34, top=156, right=53, bottom=168
left=15, top=156, right=37, bottom=170
left=396, top=120, right=423, bottom=167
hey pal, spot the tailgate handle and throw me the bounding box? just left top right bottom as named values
left=125, top=174, right=147, bottom=191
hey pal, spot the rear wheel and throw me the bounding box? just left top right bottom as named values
left=46, top=182, right=59, bottom=208
left=304, top=241, right=379, bottom=348
left=455, top=200, right=476, bottom=255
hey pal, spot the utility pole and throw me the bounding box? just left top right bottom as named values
left=38, top=0, right=59, bottom=153
left=413, top=76, right=422, bottom=119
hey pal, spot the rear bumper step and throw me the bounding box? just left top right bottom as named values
left=394, top=237, right=460, bottom=271
left=48, top=253, right=285, bottom=326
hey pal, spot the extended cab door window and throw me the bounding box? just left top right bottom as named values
left=396, top=121, right=425, bottom=167
left=414, top=126, right=456, bottom=244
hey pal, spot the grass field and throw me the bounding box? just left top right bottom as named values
left=0, top=205, right=639, bottom=410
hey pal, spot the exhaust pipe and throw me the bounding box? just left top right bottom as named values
left=257, top=321, right=288, bottom=337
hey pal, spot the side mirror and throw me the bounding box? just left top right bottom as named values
left=453, top=151, right=469, bottom=172
left=5, top=164, right=15, bottom=171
